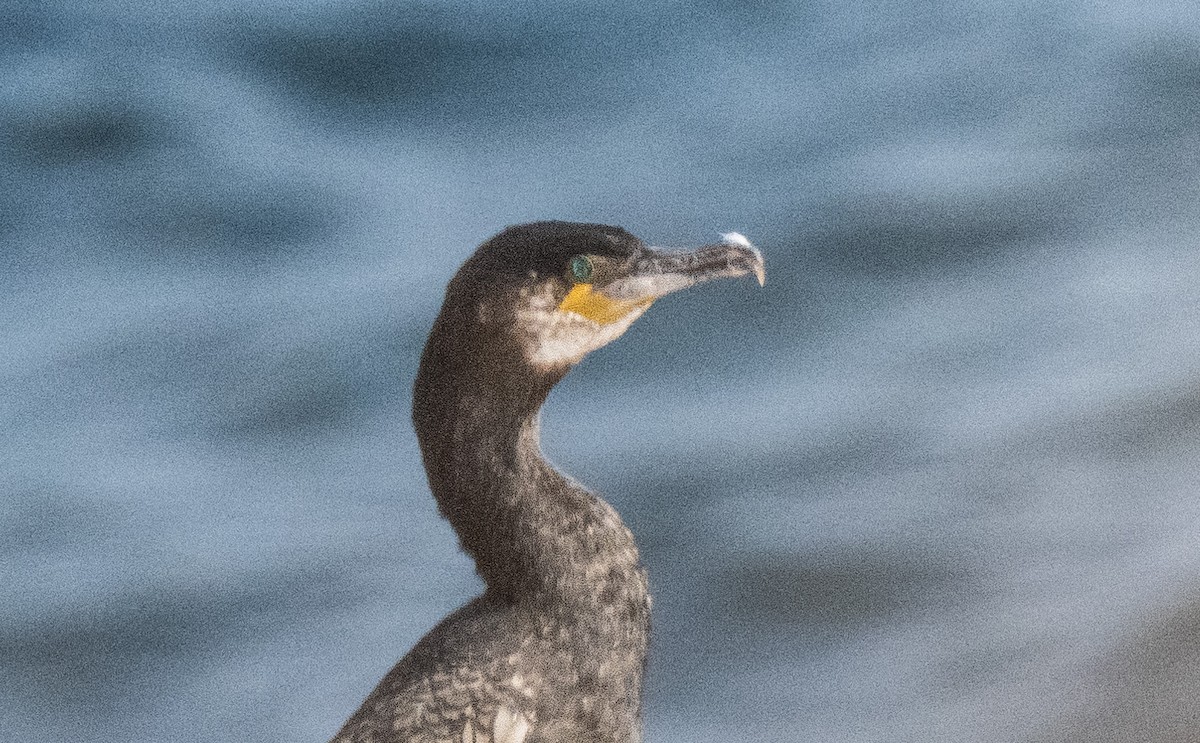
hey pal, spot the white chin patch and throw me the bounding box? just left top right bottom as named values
left=517, top=289, right=648, bottom=369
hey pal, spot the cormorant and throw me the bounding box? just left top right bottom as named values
left=330, top=221, right=764, bottom=743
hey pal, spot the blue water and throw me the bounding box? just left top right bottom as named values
left=4, top=1, right=1200, bottom=741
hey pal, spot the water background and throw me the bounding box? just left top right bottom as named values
left=4, top=1, right=1200, bottom=741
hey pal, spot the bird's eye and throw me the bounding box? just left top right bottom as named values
left=568, top=255, right=595, bottom=284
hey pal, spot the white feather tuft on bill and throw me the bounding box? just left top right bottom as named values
left=720, top=231, right=753, bottom=248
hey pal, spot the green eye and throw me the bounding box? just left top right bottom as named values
left=568, top=255, right=594, bottom=283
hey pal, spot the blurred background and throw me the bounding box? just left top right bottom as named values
left=4, top=1, right=1200, bottom=741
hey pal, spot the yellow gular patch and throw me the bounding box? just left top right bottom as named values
left=558, top=283, right=654, bottom=325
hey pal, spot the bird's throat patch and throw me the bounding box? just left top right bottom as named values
left=558, top=283, right=654, bottom=325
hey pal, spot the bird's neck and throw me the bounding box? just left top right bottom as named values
left=412, top=334, right=646, bottom=613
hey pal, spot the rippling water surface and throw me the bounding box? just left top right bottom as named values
left=4, top=2, right=1200, bottom=741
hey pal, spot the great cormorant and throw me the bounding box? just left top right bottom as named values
left=330, top=221, right=764, bottom=743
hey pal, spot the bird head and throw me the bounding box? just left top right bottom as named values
left=434, top=221, right=765, bottom=374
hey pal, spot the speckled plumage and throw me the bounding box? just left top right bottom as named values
left=329, top=222, right=762, bottom=743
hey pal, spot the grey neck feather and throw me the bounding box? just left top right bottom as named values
left=412, top=319, right=644, bottom=612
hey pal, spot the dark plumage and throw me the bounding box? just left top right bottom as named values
left=330, top=221, right=763, bottom=743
